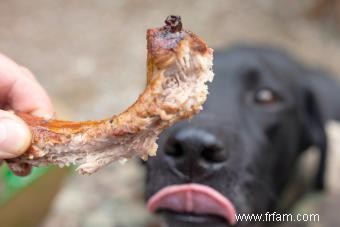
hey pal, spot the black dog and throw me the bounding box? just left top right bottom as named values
left=144, top=46, right=340, bottom=227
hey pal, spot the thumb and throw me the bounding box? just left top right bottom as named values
left=0, top=110, right=31, bottom=159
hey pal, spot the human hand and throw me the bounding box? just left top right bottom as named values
left=0, top=53, right=54, bottom=175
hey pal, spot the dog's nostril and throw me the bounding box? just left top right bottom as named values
left=164, top=128, right=229, bottom=165
left=165, top=141, right=184, bottom=158
left=201, top=144, right=228, bottom=163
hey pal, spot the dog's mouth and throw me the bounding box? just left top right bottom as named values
left=147, top=183, right=237, bottom=225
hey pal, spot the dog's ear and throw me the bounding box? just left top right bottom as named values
left=300, top=86, right=327, bottom=191
left=300, top=70, right=340, bottom=190
left=299, top=69, right=340, bottom=190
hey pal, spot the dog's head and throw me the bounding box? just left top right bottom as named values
left=144, top=46, right=340, bottom=227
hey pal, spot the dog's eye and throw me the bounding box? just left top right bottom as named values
left=254, top=88, right=279, bottom=105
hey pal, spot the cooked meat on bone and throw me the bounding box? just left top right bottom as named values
left=7, top=15, right=214, bottom=175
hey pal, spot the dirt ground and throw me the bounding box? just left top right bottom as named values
left=0, top=0, right=339, bottom=226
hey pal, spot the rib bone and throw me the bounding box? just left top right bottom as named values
left=7, top=15, right=214, bottom=175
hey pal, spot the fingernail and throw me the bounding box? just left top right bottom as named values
left=0, top=118, right=31, bottom=159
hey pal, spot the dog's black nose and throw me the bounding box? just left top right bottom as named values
left=164, top=128, right=228, bottom=179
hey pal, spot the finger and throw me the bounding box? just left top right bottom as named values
left=20, top=66, right=37, bottom=81
left=0, top=110, right=31, bottom=159
left=0, top=53, right=54, bottom=119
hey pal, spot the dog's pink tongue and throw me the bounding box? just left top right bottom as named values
left=147, top=183, right=237, bottom=225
